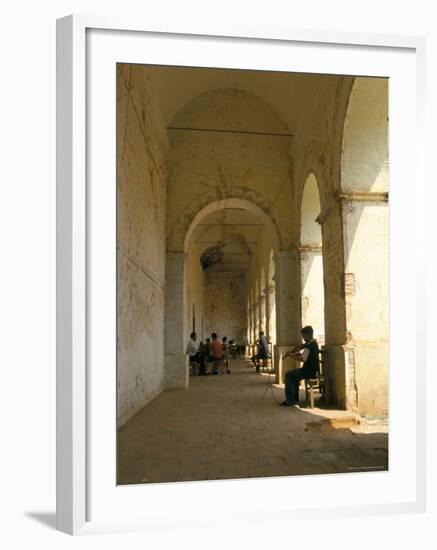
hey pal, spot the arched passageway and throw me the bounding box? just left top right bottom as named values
left=300, top=173, right=324, bottom=342
left=116, top=63, right=388, bottom=444
left=164, top=197, right=283, bottom=389
left=116, top=63, right=389, bottom=486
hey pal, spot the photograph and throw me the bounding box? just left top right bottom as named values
left=116, top=63, right=389, bottom=485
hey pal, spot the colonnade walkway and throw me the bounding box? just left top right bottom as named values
left=117, top=360, right=388, bottom=485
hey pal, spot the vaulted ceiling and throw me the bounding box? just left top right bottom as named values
left=144, top=64, right=333, bottom=138
left=141, top=65, right=344, bottom=275
left=191, top=208, right=264, bottom=273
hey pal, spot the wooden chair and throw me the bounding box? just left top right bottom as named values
left=304, top=348, right=327, bottom=408
left=260, top=343, right=274, bottom=373
left=189, top=358, right=199, bottom=376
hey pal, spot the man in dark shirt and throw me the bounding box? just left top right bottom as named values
left=251, top=331, right=270, bottom=373
left=280, top=326, right=320, bottom=406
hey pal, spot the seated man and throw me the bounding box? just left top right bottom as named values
left=280, top=325, right=319, bottom=407
left=222, top=336, right=231, bottom=374
left=211, top=333, right=224, bottom=375
left=186, top=332, right=199, bottom=374
left=204, top=337, right=213, bottom=373
left=197, top=341, right=207, bottom=376
left=251, top=331, right=270, bottom=373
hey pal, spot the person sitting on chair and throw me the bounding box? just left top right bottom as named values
left=186, top=332, right=199, bottom=374
left=222, top=336, right=231, bottom=374
left=197, top=341, right=207, bottom=376
left=280, top=325, right=319, bottom=407
left=251, top=331, right=270, bottom=373
left=211, top=333, right=224, bottom=375
left=204, top=337, right=213, bottom=373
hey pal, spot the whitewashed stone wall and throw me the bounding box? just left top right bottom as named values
left=204, top=272, right=246, bottom=342
left=117, top=65, right=169, bottom=427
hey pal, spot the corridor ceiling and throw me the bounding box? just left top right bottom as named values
left=144, top=65, right=332, bottom=137
left=141, top=65, right=337, bottom=275
left=192, top=208, right=263, bottom=273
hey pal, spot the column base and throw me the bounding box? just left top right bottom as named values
left=164, top=353, right=189, bottom=390
left=353, top=341, right=388, bottom=416
left=323, top=344, right=347, bottom=410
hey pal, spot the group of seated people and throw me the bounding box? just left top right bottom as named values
left=187, top=325, right=321, bottom=408
left=186, top=332, right=233, bottom=375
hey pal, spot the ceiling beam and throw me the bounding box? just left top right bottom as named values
left=196, top=223, right=264, bottom=226
left=196, top=241, right=259, bottom=244
left=167, top=126, right=294, bottom=138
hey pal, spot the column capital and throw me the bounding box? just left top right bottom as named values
left=336, top=190, right=389, bottom=203
left=274, top=248, right=299, bottom=262
left=298, top=244, right=322, bottom=254
left=166, top=251, right=187, bottom=260
left=316, top=190, right=388, bottom=225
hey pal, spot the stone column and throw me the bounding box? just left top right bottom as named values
left=247, top=305, right=254, bottom=355
left=316, top=198, right=348, bottom=409
left=259, top=294, right=266, bottom=333
left=273, top=249, right=302, bottom=383
left=248, top=303, right=255, bottom=354
left=246, top=304, right=251, bottom=352
left=263, top=284, right=275, bottom=364
left=164, top=252, right=188, bottom=390
left=268, top=284, right=276, bottom=344
left=263, top=285, right=272, bottom=343
left=341, top=193, right=389, bottom=415
left=316, top=190, right=388, bottom=413
left=254, top=298, right=260, bottom=344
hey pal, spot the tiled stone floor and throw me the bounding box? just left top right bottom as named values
left=117, top=360, right=388, bottom=484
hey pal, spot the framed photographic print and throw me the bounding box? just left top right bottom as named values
left=56, top=15, right=427, bottom=535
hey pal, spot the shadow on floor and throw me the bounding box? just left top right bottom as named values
left=24, top=511, right=56, bottom=530
left=117, top=361, right=388, bottom=485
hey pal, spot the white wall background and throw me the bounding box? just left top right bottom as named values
left=0, top=0, right=435, bottom=548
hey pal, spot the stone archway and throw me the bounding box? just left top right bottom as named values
left=183, top=197, right=281, bottom=253
left=164, top=196, right=303, bottom=390
left=300, top=173, right=325, bottom=342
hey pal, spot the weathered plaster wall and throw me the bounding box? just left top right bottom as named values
left=117, top=64, right=169, bottom=427
left=342, top=78, right=389, bottom=193
left=204, top=272, right=246, bottom=341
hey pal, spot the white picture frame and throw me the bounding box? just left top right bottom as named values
left=56, top=14, right=427, bottom=536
